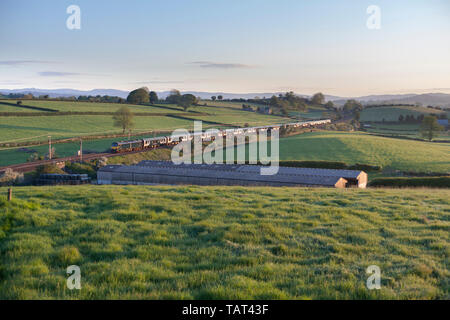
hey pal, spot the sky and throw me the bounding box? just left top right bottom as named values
left=0, top=0, right=449, bottom=96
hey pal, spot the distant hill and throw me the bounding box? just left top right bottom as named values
left=376, top=93, right=450, bottom=107
left=1, top=88, right=449, bottom=108
left=330, top=93, right=450, bottom=108
left=0, top=88, right=130, bottom=98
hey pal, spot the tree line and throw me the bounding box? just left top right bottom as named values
left=126, top=87, right=200, bottom=111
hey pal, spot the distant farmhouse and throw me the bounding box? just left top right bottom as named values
left=98, top=161, right=367, bottom=188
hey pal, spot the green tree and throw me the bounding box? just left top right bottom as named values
left=217, top=95, right=223, bottom=100
left=149, top=91, right=158, bottom=104
left=311, top=92, right=325, bottom=105
left=113, top=106, right=135, bottom=133
left=211, top=96, right=216, bottom=101
left=420, top=115, right=443, bottom=141
left=127, top=88, right=150, bottom=104
left=166, top=89, right=182, bottom=104
left=178, top=94, right=196, bottom=111
left=325, top=101, right=335, bottom=110
left=269, top=95, right=279, bottom=107
left=343, top=99, right=363, bottom=112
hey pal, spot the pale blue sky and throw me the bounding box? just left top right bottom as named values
left=0, top=0, right=449, bottom=96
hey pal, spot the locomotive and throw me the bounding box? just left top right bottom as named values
left=110, top=119, right=331, bottom=153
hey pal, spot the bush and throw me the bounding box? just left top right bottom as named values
left=335, top=123, right=354, bottom=131
left=65, top=162, right=97, bottom=179
left=27, top=153, right=39, bottom=162
left=348, top=163, right=382, bottom=172
left=96, top=157, right=108, bottom=169
left=0, top=168, right=24, bottom=186
left=35, top=164, right=65, bottom=175
left=279, top=160, right=348, bottom=170
left=235, top=160, right=382, bottom=172
left=369, top=177, right=450, bottom=188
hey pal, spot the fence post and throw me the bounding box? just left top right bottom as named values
left=8, top=188, right=12, bottom=201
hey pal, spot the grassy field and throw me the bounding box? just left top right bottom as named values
left=288, top=105, right=328, bottom=120
left=0, top=133, right=175, bottom=167
left=200, top=100, right=266, bottom=110
left=0, top=100, right=291, bottom=145
left=361, top=105, right=448, bottom=122
left=0, top=100, right=183, bottom=114
left=208, top=131, right=450, bottom=173
left=0, top=115, right=196, bottom=143
left=0, top=185, right=448, bottom=299
left=364, top=123, right=449, bottom=141
left=180, top=104, right=291, bottom=126
left=0, top=103, right=42, bottom=113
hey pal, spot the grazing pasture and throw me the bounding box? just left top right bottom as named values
left=360, top=105, right=448, bottom=122
left=0, top=100, right=183, bottom=114
left=211, top=131, right=450, bottom=173
left=0, top=115, right=195, bottom=143
left=0, top=185, right=448, bottom=299
left=0, top=100, right=291, bottom=146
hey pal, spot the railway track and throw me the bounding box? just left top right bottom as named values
left=1, top=119, right=332, bottom=174
left=0, top=149, right=152, bottom=174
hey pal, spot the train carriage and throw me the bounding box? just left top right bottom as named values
left=111, top=119, right=332, bottom=153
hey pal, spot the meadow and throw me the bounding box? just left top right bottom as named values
left=0, top=100, right=291, bottom=145
left=200, top=100, right=266, bottom=110
left=0, top=100, right=294, bottom=166
left=360, top=105, right=448, bottom=122
left=0, top=115, right=195, bottom=143
left=0, top=100, right=183, bottom=114
left=0, top=185, right=448, bottom=300
left=0, top=133, right=173, bottom=167
left=208, top=131, right=450, bottom=173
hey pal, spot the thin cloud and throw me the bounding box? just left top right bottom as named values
left=0, top=80, right=25, bottom=85
left=190, top=61, right=253, bottom=69
left=38, top=71, right=81, bottom=77
left=133, top=80, right=184, bottom=84
left=0, top=60, right=53, bottom=66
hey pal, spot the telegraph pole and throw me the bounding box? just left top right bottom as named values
left=80, top=138, right=83, bottom=162
left=48, top=135, right=52, bottom=160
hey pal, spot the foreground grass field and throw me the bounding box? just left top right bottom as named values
left=0, top=185, right=448, bottom=299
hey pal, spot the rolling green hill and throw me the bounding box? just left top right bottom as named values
left=211, top=131, right=450, bottom=173
left=0, top=115, right=195, bottom=143
left=0, top=185, right=448, bottom=299
left=0, top=100, right=183, bottom=114
left=0, top=100, right=291, bottom=146
left=361, top=105, right=448, bottom=122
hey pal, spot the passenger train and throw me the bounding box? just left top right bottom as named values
left=110, top=119, right=331, bottom=153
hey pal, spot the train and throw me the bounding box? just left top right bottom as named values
left=110, top=119, right=331, bottom=153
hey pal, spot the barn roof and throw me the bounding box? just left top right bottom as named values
left=136, top=161, right=365, bottom=180
left=99, top=161, right=357, bottom=187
